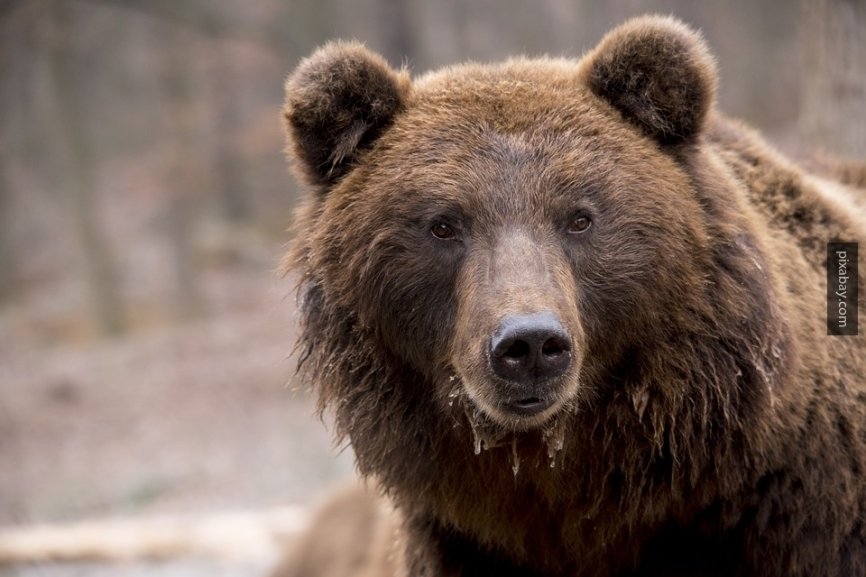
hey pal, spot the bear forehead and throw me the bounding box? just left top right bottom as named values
left=414, top=57, right=586, bottom=95
left=361, top=59, right=671, bottom=182
left=360, top=65, right=681, bottom=204
left=407, top=60, right=611, bottom=135
left=349, top=117, right=690, bottom=234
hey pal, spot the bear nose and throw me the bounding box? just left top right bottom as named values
left=489, top=312, right=572, bottom=387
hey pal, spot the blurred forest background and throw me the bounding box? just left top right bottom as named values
left=0, top=0, right=863, bottom=575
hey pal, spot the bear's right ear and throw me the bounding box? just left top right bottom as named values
left=284, top=42, right=411, bottom=188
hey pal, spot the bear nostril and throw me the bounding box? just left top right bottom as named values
left=504, top=340, right=531, bottom=359
left=541, top=337, right=569, bottom=357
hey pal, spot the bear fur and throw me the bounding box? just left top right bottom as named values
left=282, top=15, right=866, bottom=577
left=269, top=483, right=399, bottom=577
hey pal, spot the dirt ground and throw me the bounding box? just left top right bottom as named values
left=0, top=274, right=356, bottom=576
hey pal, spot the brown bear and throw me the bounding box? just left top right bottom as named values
left=281, top=15, right=866, bottom=577
left=269, top=483, right=399, bottom=577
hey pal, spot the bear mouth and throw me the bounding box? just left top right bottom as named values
left=503, top=396, right=554, bottom=416
left=448, top=372, right=572, bottom=432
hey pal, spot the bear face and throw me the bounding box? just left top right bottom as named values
left=285, top=16, right=781, bottom=435
left=283, top=14, right=866, bottom=577
left=309, top=87, right=715, bottom=430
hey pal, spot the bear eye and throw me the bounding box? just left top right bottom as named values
left=567, top=214, right=592, bottom=234
left=431, top=221, right=457, bottom=240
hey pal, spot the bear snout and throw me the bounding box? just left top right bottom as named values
left=488, top=312, right=572, bottom=414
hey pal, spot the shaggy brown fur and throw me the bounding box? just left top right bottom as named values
left=269, top=484, right=398, bottom=577
left=282, top=15, right=866, bottom=577
left=806, top=154, right=866, bottom=191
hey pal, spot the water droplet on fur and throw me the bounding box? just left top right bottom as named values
left=467, top=407, right=506, bottom=455
left=447, top=385, right=461, bottom=407
left=542, top=417, right=567, bottom=469
left=632, top=388, right=650, bottom=420
left=511, top=437, right=520, bottom=477
left=449, top=375, right=457, bottom=382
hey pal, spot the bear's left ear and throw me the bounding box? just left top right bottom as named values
left=579, top=15, right=717, bottom=144
left=284, top=41, right=411, bottom=188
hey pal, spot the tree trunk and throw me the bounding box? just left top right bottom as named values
left=161, top=22, right=207, bottom=322
left=210, top=49, right=250, bottom=223
left=0, top=160, right=14, bottom=303
left=47, top=0, right=125, bottom=336
left=799, top=0, right=866, bottom=158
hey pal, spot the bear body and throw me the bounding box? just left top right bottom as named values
left=283, top=16, right=866, bottom=577
left=269, top=483, right=399, bottom=577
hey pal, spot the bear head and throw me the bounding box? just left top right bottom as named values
left=283, top=16, right=788, bottom=467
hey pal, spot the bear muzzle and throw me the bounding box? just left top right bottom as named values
left=488, top=311, right=573, bottom=416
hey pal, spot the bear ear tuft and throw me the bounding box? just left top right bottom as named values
left=580, top=15, right=717, bottom=144
left=284, top=42, right=410, bottom=187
